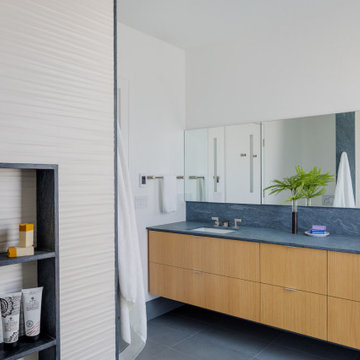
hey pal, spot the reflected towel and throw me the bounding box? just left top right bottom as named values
left=333, top=152, right=355, bottom=208
left=161, top=175, right=177, bottom=213
left=197, top=177, right=205, bottom=201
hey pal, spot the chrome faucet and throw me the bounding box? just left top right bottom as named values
left=211, top=217, right=220, bottom=227
left=234, top=218, right=242, bottom=229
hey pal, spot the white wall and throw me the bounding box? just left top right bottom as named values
left=186, top=10, right=360, bottom=129
left=0, top=1, right=115, bottom=359
left=117, top=23, right=186, bottom=301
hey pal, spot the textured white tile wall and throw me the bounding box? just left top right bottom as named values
left=0, top=1, right=115, bottom=359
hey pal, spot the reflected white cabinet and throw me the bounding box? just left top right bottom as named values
left=184, top=127, right=225, bottom=202
left=207, top=127, right=225, bottom=202
left=225, top=124, right=261, bottom=203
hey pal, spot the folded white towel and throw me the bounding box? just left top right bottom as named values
left=161, top=175, right=177, bottom=213
left=333, top=152, right=355, bottom=208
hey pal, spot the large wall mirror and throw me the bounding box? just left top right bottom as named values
left=185, top=111, right=360, bottom=208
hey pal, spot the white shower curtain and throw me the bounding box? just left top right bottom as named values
left=117, top=126, right=147, bottom=359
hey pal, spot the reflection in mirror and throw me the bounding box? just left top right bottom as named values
left=225, top=124, right=261, bottom=203
left=263, top=112, right=359, bottom=207
left=263, top=114, right=336, bottom=206
left=184, top=127, right=225, bottom=202
left=185, top=124, right=261, bottom=203
left=185, top=111, right=360, bottom=208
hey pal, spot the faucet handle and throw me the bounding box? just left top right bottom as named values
left=234, top=218, right=242, bottom=229
left=211, top=217, right=220, bottom=226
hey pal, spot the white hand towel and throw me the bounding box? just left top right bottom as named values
left=333, top=152, right=355, bottom=208
left=197, top=177, right=206, bottom=201
left=161, top=175, right=177, bottom=213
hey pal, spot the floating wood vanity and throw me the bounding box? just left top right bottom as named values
left=148, top=229, right=360, bottom=350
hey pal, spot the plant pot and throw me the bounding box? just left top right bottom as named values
left=292, top=200, right=298, bottom=234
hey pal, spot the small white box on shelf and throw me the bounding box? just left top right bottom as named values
left=19, top=223, right=34, bottom=247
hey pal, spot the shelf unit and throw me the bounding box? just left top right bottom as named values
left=0, top=163, right=59, bottom=360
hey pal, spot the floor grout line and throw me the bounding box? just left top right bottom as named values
left=142, top=307, right=360, bottom=360
left=166, top=346, right=202, bottom=360
left=170, top=326, right=207, bottom=348
left=250, top=333, right=284, bottom=359
left=279, top=342, right=352, bottom=360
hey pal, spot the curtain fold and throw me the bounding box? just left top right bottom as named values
left=117, top=125, right=147, bottom=359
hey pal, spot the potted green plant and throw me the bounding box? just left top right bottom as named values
left=264, top=172, right=305, bottom=234
left=265, top=166, right=334, bottom=234
left=296, top=166, right=335, bottom=206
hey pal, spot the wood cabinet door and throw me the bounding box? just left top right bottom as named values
left=328, top=296, right=360, bottom=349
left=149, top=262, right=204, bottom=307
left=202, top=272, right=260, bottom=322
left=148, top=231, right=197, bottom=270
left=149, top=230, right=259, bottom=281
left=328, top=251, right=360, bottom=301
left=149, top=262, right=260, bottom=322
left=260, top=243, right=327, bottom=294
left=197, top=236, right=259, bottom=281
left=261, top=284, right=327, bottom=340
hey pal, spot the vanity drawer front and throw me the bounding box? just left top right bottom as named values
left=149, top=262, right=204, bottom=307
left=149, top=262, right=260, bottom=322
left=149, top=231, right=196, bottom=270
left=198, top=236, right=259, bottom=281
left=204, top=274, right=260, bottom=321
left=260, top=243, right=327, bottom=294
left=149, top=230, right=259, bottom=281
left=328, top=296, right=360, bottom=349
left=261, top=284, right=327, bottom=340
left=328, top=251, right=360, bottom=301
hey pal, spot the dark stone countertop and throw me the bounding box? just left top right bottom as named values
left=147, top=221, right=360, bottom=254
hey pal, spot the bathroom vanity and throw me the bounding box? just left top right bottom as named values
left=148, top=223, right=360, bottom=350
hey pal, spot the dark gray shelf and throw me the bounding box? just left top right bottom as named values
left=0, top=162, right=59, bottom=359
left=0, top=163, right=57, bottom=170
left=0, top=335, right=56, bottom=360
left=0, top=250, right=56, bottom=267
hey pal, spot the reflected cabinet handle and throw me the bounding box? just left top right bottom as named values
left=213, top=138, right=218, bottom=192
left=240, top=153, right=247, bottom=157
left=250, top=134, right=254, bottom=193
left=213, top=175, right=220, bottom=183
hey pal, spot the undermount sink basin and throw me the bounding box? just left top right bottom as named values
left=192, top=227, right=235, bottom=234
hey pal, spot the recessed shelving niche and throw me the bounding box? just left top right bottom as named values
left=0, top=163, right=59, bottom=360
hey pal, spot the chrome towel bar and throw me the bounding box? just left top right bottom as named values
left=147, top=176, right=185, bottom=180
left=188, top=176, right=205, bottom=180
left=146, top=175, right=205, bottom=180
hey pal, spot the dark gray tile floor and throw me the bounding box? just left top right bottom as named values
left=136, top=305, right=360, bottom=360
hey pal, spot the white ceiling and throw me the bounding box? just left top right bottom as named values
left=117, top=0, right=346, bottom=49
